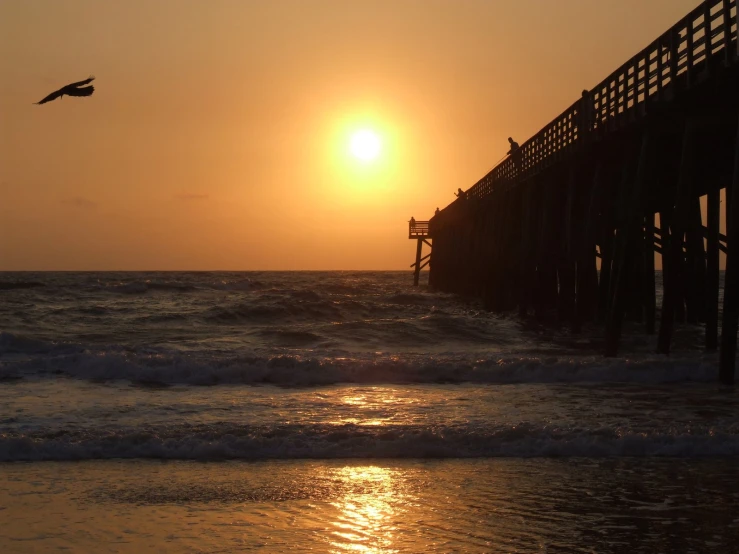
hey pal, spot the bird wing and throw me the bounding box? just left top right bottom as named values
left=35, top=76, right=95, bottom=104
left=64, top=85, right=94, bottom=97
left=35, top=88, right=64, bottom=104
left=67, top=75, right=95, bottom=88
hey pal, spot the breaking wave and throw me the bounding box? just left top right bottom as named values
left=0, top=332, right=718, bottom=386
left=2, top=422, right=737, bottom=462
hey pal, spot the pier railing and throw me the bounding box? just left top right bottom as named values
left=460, top=0, right=738, bottom=203
left=409, top=220, right=430, bottom=238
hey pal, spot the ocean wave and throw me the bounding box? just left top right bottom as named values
left=205, top=303, right=289, bottom=322
left=0, top=274, right=269, bottom=295
left=0, top=334, right=719, bottom=385
left=318, top=283, right=372, bottom=295
left=134, top=312, right=191, bottom=323
left=0, top=281, right=46, bottom=291
left=290, top=289, right=323, bottom=301
left=384, top=293, right=435, bottom=306
left=0, top=332, right=60, bottom=355
left=147, top=282, right=200, bottom=292
left=2, top=422, right=736, bottom=462
left=257, top=330, right=326, bottom=346
left=205, top=299, right=344, bottom=323
left=103, top=281, right=200, bottom=294
left=47, top=304, right=123, bottom=317
left=209, top=278, right=263, bottom=291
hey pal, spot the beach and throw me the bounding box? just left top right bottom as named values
left=3, top=458, right=738, bottom=552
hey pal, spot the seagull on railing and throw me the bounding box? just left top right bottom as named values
left=35, top=75, right=95, bottom=105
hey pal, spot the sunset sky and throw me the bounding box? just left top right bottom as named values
left=1, top=0, right=703, bottom=270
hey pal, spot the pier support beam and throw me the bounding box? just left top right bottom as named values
left=606, top=133, right=650, bottom=357
left=518, top=184, right=535, bottom=316
left=685, top=198, right=706, bottom=325
left=659, top=121, right=695, bottom=355
left=413, top=238, right=423, bottom=286
left=644, top=213, right=657, bottom=334
left=597, top=231, right=614, bottom=323
left=719, top=114, right=739, bottom=385
left=705, top=187, right=721, bottom=350
left=560, top=167, right=578, bottom=328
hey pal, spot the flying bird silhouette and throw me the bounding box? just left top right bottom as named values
left=35, top=75, right=95, bottom=105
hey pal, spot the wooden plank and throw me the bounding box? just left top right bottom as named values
left=410, top=252, right=432, bottom=268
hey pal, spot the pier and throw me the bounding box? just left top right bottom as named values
left=409, top=219, right=431, bottom=286
left=411, top=0, right=739, bottom=383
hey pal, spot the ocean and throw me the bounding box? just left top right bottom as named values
left=1, top=271, right=737, bottom=552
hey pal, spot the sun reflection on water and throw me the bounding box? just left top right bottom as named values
left=326, top=466, right=409, bottom=553
left=332, top=388, right=420, bottom=427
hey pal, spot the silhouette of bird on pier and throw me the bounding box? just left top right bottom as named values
left=35, top=76, right=95, bottom=105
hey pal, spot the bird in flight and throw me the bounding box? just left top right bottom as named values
left=35, top=75, right=95, bottom=105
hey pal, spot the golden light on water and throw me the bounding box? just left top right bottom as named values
left=328, top=466, right=406, bottom=553
left=333, top=388, right=418, bottom=426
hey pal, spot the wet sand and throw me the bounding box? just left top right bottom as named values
left=2, top=458, right=738, bottom=553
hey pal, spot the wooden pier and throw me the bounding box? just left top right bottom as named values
left=408, top=220, right=431, bottom=286
left=413, top=0, right=739, bottom=383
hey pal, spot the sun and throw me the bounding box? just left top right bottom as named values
left=349, top=129, right=381, bottom=161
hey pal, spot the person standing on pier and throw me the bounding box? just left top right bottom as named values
left=455, top=188, right=466, bottom=200
left=508, top=137, right=521, bottom=175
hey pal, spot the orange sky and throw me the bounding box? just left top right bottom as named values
left=0, top=0, right=703, bottom=270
